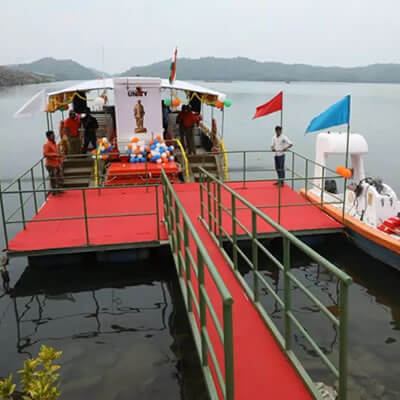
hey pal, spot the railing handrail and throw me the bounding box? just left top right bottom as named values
left=161, top=169, right=232, bottom=302
left=198, top=167, right=352, bottom=284
left=172, top=138, right=190, bottom=182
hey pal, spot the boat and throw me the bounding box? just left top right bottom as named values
left=15, top=77, right=230, bottom=187
left=300, top=132, right=400, bottom=269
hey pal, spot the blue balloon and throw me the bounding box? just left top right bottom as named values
left=150, top=144, right=156, bottom=150
left=168, top=146, right=174, bottom=152
left=154, top=140, right=159, bottom=145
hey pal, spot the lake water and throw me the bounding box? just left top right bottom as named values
left=0, top=81, right=400, bottom=399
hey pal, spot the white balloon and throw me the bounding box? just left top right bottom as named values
left=218, top=94, right=226, bottom=102
left=156, top=158, right=162, bottom=164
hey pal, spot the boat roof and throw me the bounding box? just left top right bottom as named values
left=48, top=77, right=224, bottom=98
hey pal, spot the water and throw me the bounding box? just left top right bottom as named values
left=1, top=81, right=400, bottom=399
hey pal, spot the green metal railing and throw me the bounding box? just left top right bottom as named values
left=161, top=169, right=234, bottom=400
left=0, top=156, right=162, bottom=252
left=194, top=149, right=346, bottom=223
left=198, top=167, right=353, bottom=400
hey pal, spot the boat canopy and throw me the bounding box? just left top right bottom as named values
left=46, top=77, right=224, bottom=98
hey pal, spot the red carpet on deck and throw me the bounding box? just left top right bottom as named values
left=173, top=182, right=313, bottom=399
left=8, top=187, right=167, bottom=252
left=8, top=181, right=340, bottom=254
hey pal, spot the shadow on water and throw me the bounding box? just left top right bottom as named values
left=0, top=248, right=209, bottom=400
left=230, top=234, right=400, bottom=400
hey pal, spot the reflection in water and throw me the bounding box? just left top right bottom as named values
left=233, top=235, right=400, bottom=400
left=0, top=249, right=208, bottom=400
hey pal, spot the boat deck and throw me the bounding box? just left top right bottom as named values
left=7, top=181, right=342, bottom=257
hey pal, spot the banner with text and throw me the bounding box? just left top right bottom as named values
left=113, top=78, right=163, bottom=145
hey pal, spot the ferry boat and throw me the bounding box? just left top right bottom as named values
left=301, top=132, right=400, bottom=269
left=16, top=77, right=230, bottom=187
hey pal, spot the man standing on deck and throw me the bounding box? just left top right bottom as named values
left=81, top=108, right=99, bottom=153
left=43, top=131, right=64, bottom=195
left=64, top=110, right=81, bottom=154
left=176, top=105, right=201, bottom=155
left=271, top=126, right=293, bottom=187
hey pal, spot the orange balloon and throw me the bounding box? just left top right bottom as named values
left=336, top=166, right=352, bottom=179
left=135, top=147, right=141, bottom=154
left=215, top=101, right=224, bottom=109
left=155, top=135, right=161, bottom=141
left=172, top=98, right=181, bottom=107
left=128, top=144, right=133, bottom=150
left=131, top=137, right=139, bottom=143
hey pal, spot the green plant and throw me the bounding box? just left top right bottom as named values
left=0, top=346, right=62, bottom=400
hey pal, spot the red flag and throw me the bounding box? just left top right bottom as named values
left=253, top=91, right=283, bottom=119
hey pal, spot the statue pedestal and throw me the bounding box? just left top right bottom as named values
left=135, top=128, right=147, bottom=133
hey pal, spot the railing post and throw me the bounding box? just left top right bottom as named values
left=40, top=158, right=47, bottom=201
left=217, top=182, right=222, bottom=247
left=243, top=151, right=247, bottom=188
left=200, top=176, right=204, bottom=220
left=278, top=179, right=282, bottom=225
left=342, top=178, right=347, bottom=223
left=207, top=180, right=212, bottom=231
left=321, top=166, right=325, bottom=206
left=283, top=237, right=291, bottom=350
left=291, top=152, right=295, bottom=189
left=155, top=186, right=160, bottom=241
left=82, top=189, right=90, bottom=245
left=213, top=182, right=217, bottom=236
left=305, top=159, right=309, bottom=194
left=17, top=180, right=26, bottom=230
left=339, top=281, right=349, bottom=400
left=184, top=221, right=192, bottom=312
left=0, top=180, right=9, bottom=249
left=223, top=299, right=234, bottom=400
left=197, top=249, right=208, bottom=367
left=175, top=200, right=183, bottom=277
left=252, top=210, right=259, bottom=302
left=30, top=168, right=38, bottom=214
left=232, top=194, right=238, bottom=271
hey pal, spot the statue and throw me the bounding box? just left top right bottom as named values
left=134, top=100, right=147, bottom=133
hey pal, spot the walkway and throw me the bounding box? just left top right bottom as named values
left=173, top=183, right=313, bottom=399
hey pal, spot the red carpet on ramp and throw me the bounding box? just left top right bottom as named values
left=173, top=183, right=313, bottom=399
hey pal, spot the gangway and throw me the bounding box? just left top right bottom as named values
left=161, top=168, right=352, bottom=400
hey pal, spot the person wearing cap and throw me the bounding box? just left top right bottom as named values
left=271, top=125, right=293, bottom=187
left=64, top=110, right=81, bottom=154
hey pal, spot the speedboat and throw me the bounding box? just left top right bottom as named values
left=301, top=132, right=400, bottom=270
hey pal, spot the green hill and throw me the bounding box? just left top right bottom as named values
left=13, top=57, right=105, bottom=81
left=122, top=56, right=400, bottom=83
left=0, top=65, right=54, bottom=87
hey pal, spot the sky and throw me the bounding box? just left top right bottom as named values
left=1, top=0, right=399, bottom=73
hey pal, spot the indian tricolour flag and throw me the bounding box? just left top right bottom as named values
left=169, top=47, right=178, bottom=84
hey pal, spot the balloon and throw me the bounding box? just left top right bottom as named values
left=215, top=101, right=224, bottom=109
left=224, top=99, right=232, bottom=108
left=59, top=105, right=65, bottom=112
left=168, top=146, right=174, bottom=152
left=131, top=137, right=139, bottom=143
left=164, top=98, right=171, bottom=107
left=172, top=98, right=181, bottom=107
left=217, top=94, right=226, bottom=102
left=156, top=158, right=162, bottom=164
left=155, top=135, right=161, bottom=141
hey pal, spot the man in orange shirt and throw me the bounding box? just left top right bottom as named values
left=64, top=110, right=81, bottom=154
left=176, top=105, right=201, bottom=154
left=43, top=131, right=64, bottom=195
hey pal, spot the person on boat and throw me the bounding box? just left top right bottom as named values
left=176, top=105, right=201, bottom=155
left=271, top=126, right=293, bottom=187
left=63, top=110, right=81, bottom=154
left=81, top=108, right=99, bottom=153
left=43, top=130, right=64, bottom=196
left=161, top=100, right=170, bottom=138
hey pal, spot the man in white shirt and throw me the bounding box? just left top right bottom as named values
left=271, top=126, right=293, bottom=186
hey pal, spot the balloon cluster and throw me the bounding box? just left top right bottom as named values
left=164, top=98, right=181, bottom=108
left=92, top=137, right=114, bottom=160
left=215, top=94, right=232, bottom=109
left=125, top=135, right=175, bottom=164
left=126, top=137, right=146, bottom=163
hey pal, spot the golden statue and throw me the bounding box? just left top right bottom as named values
left=134, top=100, right=147, bottom=133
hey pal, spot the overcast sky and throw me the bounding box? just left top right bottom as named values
left=1, top=0, right=399, bottom=73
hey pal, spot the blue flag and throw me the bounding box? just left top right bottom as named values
left=305, top=95, right=350, bottom=134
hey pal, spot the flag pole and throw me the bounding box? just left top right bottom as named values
left=342, top=96, right=351, bottom=222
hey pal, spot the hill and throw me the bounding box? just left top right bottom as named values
left=122, top=56, right=400, bottom=83
left=13, top=57, right=105, bottom=81
left=0, top=65, right=54, bottom=87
